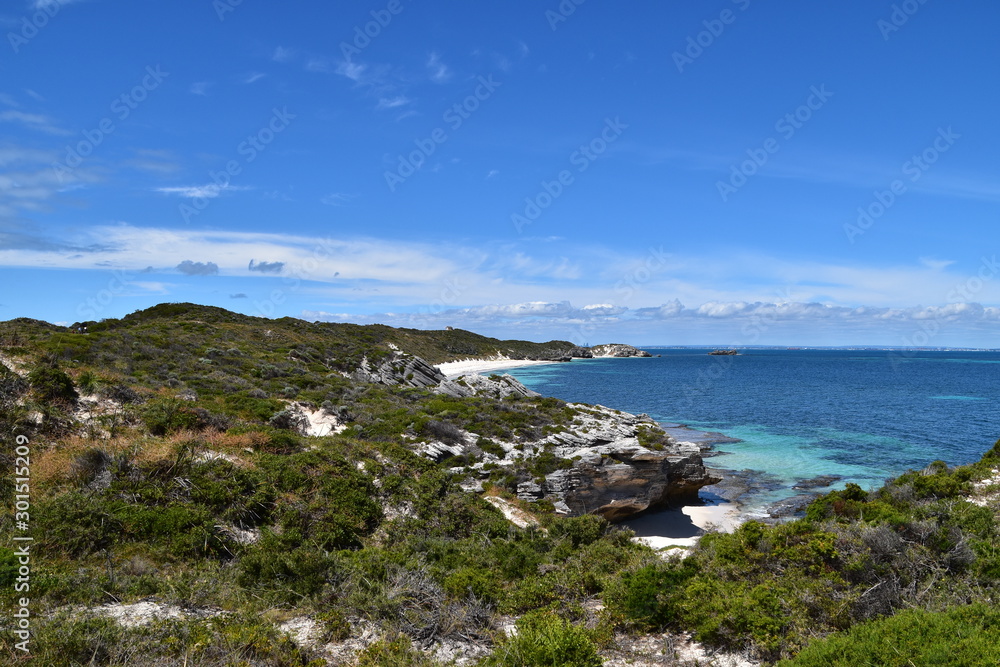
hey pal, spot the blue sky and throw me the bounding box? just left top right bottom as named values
left=2, top=0, right=999, bottom=346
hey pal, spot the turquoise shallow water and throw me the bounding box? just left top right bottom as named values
left=506, top=349, right=1000, bottom=514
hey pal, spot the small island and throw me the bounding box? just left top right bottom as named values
left=708, top=349, right=739, bottom=356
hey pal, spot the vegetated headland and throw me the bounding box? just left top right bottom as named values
left=1, top=302, right=999, bottom=666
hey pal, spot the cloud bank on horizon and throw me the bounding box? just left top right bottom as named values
left=1, top=1, right=998, bottom=347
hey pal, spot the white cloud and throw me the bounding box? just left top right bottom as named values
left=2, top=224, right=999, bottom=346
left=189, top=81, right=213, bottom=96
left=272, top=46, right=294, bottom=63
left=0, top=224, right=470, bottom=286
left=0, top=145, right=100, bottom=216
left=154, top=184, right=249, bottom=199
left=426, top=52, right=452, bottom=84
left=242, top=72, right=266, bottom=84
left=335, top=60, right=366, bottom=82
left=320, top=192, right=356, bottom=206
left=0, top=110, right=70, bottom=136
left=376, top=95, right=411, bottom=110
left=306, top=58, right=334, bottom=74
left=920, top=257, right=955, bottom=271
left=29, top=0, right=85, bottom=8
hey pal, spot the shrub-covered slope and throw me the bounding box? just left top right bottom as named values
left=1, top=303, right=998, bottom=666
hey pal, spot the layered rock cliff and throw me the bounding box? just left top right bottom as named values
left=589, top=343, right=652, bottom=358
left=417, top=368, right=719, bottom=521
left=511, top=402, right=718, bottom=520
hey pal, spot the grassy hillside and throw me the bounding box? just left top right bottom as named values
left=1, top=303, right=999, bottom=665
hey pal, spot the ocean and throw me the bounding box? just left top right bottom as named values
left=506, top=348, right=1000, bottom=518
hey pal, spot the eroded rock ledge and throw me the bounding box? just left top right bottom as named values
left=513, top=404, right=719, bottom=521
left=352, top=350, right=717, bottom=522
left=588, top=343, right=652, bottom=358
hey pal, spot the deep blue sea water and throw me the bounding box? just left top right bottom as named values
left=506, top=349, right=1000, bottom=515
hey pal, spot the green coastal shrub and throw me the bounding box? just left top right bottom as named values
left=480, top=612, right=601, bottom=667
left=141, top=398, right=202, bottom=435
left=24, top=611, right=323, bottom=666
left=353, top=634, right=437, bottom=667
left=28, top=364, right=78, bottom=402
left=604, top=560, right=698, bottom=630
left=778, top=604, right=1000, bottom=667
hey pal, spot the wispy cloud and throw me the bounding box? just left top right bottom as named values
left=29, top=0, right=86, bottom=8
left=320, top=192, right=357, bottom=206
left=306, top=58, right=334, bottom=74
left=154, top=184, right=248, bottom=199
left=3, top=223, right=999, bottom=345
left=376, top=95, right=411, bottom=110
left=0, top=110, right=70, bottom=136
left=272, top=46, right=294, bottom=63
left=920, top=257, right=955, bottom=271
left=426, top=52, right=452, bottom=84
left=335, top=60, right=366, bottom=82
left=0, top=145, right=100, bottom=216
left=242, top=72, right=266, bottom=84
left=125, top=149, right=180, bottom=175
left=189, top=81, right=213, bottom=96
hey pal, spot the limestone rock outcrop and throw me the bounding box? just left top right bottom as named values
left=536, top=441, right=718, bottom=521
left=514, top=404, right=719, bottom=521
left=352, top=351, right=445, bottom=388
left=589, top=344, right=652, bottom=358
left=436, top=373, right=540, bottom=399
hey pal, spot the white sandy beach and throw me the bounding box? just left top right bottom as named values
left=435, top=358, right=564, bottom=378
left=630, top=502, right=744, bottom=550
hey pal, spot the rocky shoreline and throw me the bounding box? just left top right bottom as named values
left=381, top=347, right=829, bottom=530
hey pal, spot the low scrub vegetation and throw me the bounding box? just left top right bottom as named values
left=1, top=304, right=998, bottom=665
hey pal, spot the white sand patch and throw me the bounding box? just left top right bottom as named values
left=436, top=358, right=563, bottom=378
left=0, top=353, right=27, bottom=377
left=196, top=450, right=245, bottom=466
left=279, top=616, right=320, bottom=647
left=971, top=467, right=1000, bottom=507
left=88, top=600, right=225, bottom=628
left=215, top=523, right=260, bottom=545
left=484, top=495, right=539, bottom=528
left=603, top=631, right=759, bottom=666
left=285, top=401, right=346, bottom=437
left=632, top=502, right=743, bottom=550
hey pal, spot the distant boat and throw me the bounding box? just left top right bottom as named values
left=708, top=349, right=738, bottom=356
